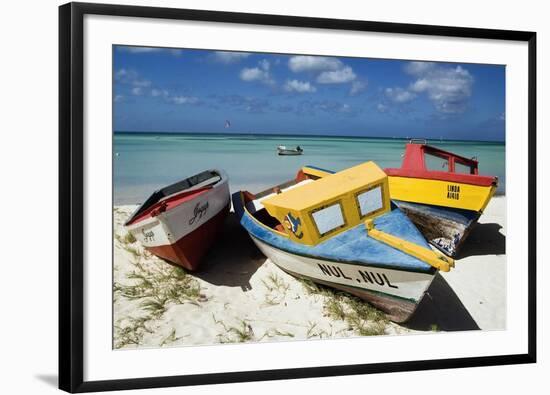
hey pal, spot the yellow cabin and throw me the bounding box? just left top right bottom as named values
left=261, top=162, right=391, bottom=246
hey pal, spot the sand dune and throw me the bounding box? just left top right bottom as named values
left=113, top=197, right=506, bottom=349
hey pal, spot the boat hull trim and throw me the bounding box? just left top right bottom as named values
left=251, top=236, right=434, bottom=322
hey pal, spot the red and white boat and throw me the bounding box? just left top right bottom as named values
left=124, top=169, right=230, bottom=271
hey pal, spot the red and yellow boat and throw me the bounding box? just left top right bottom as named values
left=384, top=140, right=498, bottom=257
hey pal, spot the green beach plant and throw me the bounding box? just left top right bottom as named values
left=113, top=258, right=203, bottom=349
left=114, top=316, right=154, bottom=349
left=262, top=272, right=290, bottom=294
left=123, top=232, right=137, bottom=244
left=299, top=278, right=388, bottom=336
left=216, top=319, right=255, bottom=343
left=160, top=329, right=183, bottom=347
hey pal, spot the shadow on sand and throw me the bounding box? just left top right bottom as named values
left=405, top=273, right=479, bottom=331
left=458, top=222, right=506, bottom=259
left=193, top=212, right=266, bottom=291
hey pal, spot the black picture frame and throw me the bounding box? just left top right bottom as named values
left=59, top=2, right=537, bottom=393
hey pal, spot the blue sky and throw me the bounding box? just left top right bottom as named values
left=114, top=46, right=505, bottom=141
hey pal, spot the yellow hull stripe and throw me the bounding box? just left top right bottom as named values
left=365, top=219, right=454, bottom=272
left=388, top=176, right=496, bottom=212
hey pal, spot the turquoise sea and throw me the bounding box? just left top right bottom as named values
left=113, top=132, right=505, bottom=205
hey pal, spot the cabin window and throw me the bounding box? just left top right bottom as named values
left=356, top=185, right=384, bottom=218
left=455, top=161, right=475, bottom=174
left=311, top=202, right=345, bottom=237
left=425, top=153, right=449, bottom=171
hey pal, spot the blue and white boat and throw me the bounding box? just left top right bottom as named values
left=277, top=145, right=303, bottom=155
left=232, top=162, right=454, bottom=322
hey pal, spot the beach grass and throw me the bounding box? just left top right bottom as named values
left=262, top=272, right=290, bottom=294
left=113, top=251, right=203, bottom=348
left=123, top=232, right=137, bottom=244
left=114, top=316, right=154, bottom=349
left=260, top=272, right=291, bottom=307
left=299, top=278, right=388, bottom=336
left=305, top=321, right=331, bottom=339
left=160, top=329, right=184, bottom=347
left=114, top=231, right=137, bottom=246
left=214, top=317, right=255, bottom=343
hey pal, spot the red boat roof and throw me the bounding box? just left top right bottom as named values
left=385, top=143, right=497, bottom=187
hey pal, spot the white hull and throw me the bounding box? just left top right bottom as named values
left=125, top=178, right=230, bottom=248
left=251, top=236, right=435, bottom=318
left=277, top=150, right=302, bottom=155
left=277, top=146, right=303, bottom=155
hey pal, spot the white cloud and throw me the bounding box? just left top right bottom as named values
left=213, top=51, right=251, bottom=64
left=283, top=79, right=317, bottom=93
left=151, top=89, right=161, bottom=97
left=288, top=56, right=343, bottom=72
left=151, top=88, right=198, bottom=105
left=410, top=78, right=430, bottom=92
left=171, top=96, right=199, bottom=105
left=350, top=80, right=367, bottom=95
left=114, top=95, right=124, bottom=102
left=381, top=62, right=474, bottom=113
left=317, top=101, right=352, bottom=114
left=115, top=68, right=151, bottom=88
left=240, top=68, right=266, bottom=81
left=132, top=79, right=151, bottom=88
left=499, top=112, right=505, bottom=121
left=115, top=68, right=199, bottom=105
left=406, top=63, right=474, bottom=113
left=288, top=56, right=361, bottom=89
left=151, top=89, right=169, bottom=98
left=404, top=61, right=436, bottom=76
left=258, top=59, right=270, bottom=71
left=385, top=87, right=416, bottom=103
left=115, top=68, right=133, bottom=81
left=240, top=60, right=274, bottom=85
left=317, top=66, right=356, bottom=84
left=377, top=103, right=388, bottom=112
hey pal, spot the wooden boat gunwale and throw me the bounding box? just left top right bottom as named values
left=125, top=169, right=227, bottom=227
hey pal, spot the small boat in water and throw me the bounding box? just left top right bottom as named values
left=124, top=169, right=230, bottom=271
left=385, top=140, right=498, bottom=257
left=277, top=145, right=303, bottom=155
left=233, top=162, right=453, bottom=322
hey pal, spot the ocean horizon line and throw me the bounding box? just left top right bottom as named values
left=114, top=130, right=505, bottom=144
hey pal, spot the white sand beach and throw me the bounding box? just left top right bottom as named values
left=113, top=196, right=506, bottom=349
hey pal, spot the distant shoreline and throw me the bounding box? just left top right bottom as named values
left=114, top=130, right=506, bottom=144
